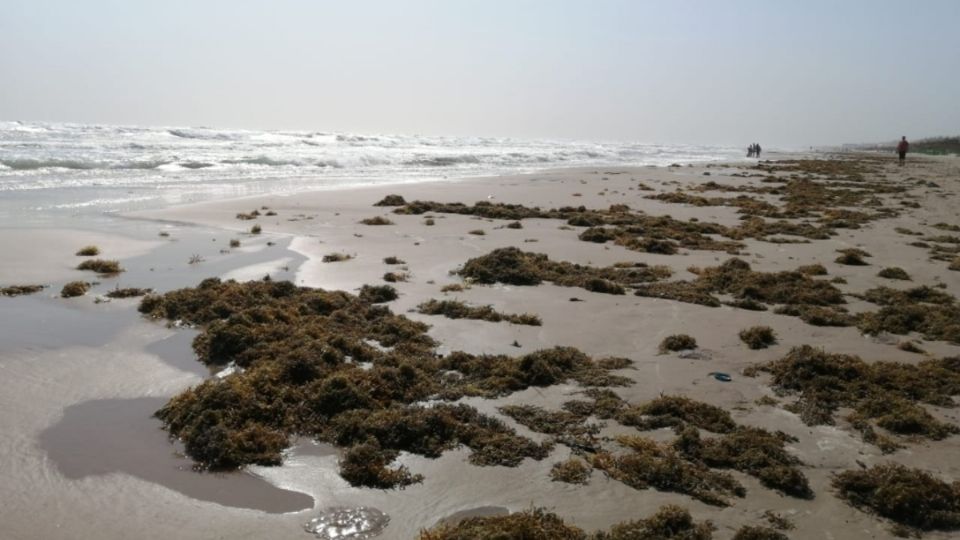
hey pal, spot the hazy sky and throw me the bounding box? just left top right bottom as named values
left=1, top=0, right=958, bottom=146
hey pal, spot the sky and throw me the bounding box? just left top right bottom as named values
left=1, top=0, right=958, bottom=146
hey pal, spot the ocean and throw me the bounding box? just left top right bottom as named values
left=0, top=121, right=744, bottom=227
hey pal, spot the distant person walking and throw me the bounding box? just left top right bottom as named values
left=755, top=143, right=761, bottom=158
left=896, top=136, right=909, bottom=165
left=747, top=144, right=754, bottom=157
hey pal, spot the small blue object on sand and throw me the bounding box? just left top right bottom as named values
left=709, top=372, right=732, bottom=382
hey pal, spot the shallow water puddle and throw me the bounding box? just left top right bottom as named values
left=39, top=397, right=314, bottom=513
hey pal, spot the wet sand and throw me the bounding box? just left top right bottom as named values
left=2, top=153, right=959, bottom=539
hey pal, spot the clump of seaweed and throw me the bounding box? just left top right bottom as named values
left=506, top=221, right=523, bottom=229
left=250, top=224, right=262, bottom=234
left=762, top=510, right=794, bottom=530
left=338, top=440, right=423, bottom=489
left=675, top=426, right=813, bottom=498
left=383, top=271, right=409, bottom=283
left=383, top=256, right=405, bottom=265
left=833, top=463, right=960, bottom=535
left=373, top=194, right=406, bottom=206
left=589, top=435, right=745, bottom=506
left=549, top=458, right=592, bottom=484
left=76, top=259, right=123, bottom=274
left=61, top=281, right=90, bottom=298
left=591, top=505, right=715, bottom=540
left=440, top=283, right=466, bottom=293
left=877, top=267, right=911, bottom=280
left=617, top=395, right=736, bottom=433
left=75, top=245, right=100, bottom=256
left=950, top=257, right=960, bottom=271
left=797, top=263, right=828, bottom=276
left=229, top=239, right=241, bottom=248
left=458, top=247, right=669, bottom=294
left=418, top=299, right=541, bottom=326
left=857, top=285, right=960, bottom=342
left=773, top=304, right=854, bottom=327
left=358, top=285, right=398, bottom=303
left=105, top=287, right=152, bottom=299
left=747, top=345, right=960, bottom=447
left=739, top=326, right=777, bottom=349
left=636, top=258, right=846, bottom=313
left=236, top=209, right=260, bottom=220
left=468, top=229, right=485, bottom=236
left=360, top=216, right=394, bottom=225
left=659, top=334, right=697, bottom=353
left=322, top=253, right=353, bottom=263
left=731, top=526, right=788, bottom=540
left=139, top=279, right=624, bottom=481
left=835, top=248, right=870, bottom=265
left=1, top=284, right=46, bottom=297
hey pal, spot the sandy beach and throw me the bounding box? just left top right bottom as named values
left=2, top=153, right=959, bottom=540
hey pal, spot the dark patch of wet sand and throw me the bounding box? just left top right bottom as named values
left=39, top=397, right=313, bottom=514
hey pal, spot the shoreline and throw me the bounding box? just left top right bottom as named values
left=2, top=153, right=959, bottom=539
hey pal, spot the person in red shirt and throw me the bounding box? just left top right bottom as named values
left=896, top=136, right=909, bottom=165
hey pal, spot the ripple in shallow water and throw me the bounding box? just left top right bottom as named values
left=304, top=507, right=389, bottom=539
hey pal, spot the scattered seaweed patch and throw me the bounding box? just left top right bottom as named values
left=589, top=435, right=745, bottom=506
left=440, top=284, right=466, bottom=293
left=383, top=272, right=409, bottom=283
left=549, top=458, right=592, bottom=484
left=104, top=287, right=152, bottom=299
left=797, top=263, right=828, bottom=276
left=61, top=281, right=90, bottom=298
left=746, top=345, right=960, bottom=447
left=418, top=299, right=541, bottom=326
left=762, top=510, right=794, bottom=531
left=659, top=334, right=697, bottom=353
left=138, top=279, right=625, bottom=481
left=358, top=285, right=398, bottom=303
left=877, top=267, right=911, bottom=280
left=676, top=426, right=813, bottom=498
left=731, top=526, right=788, bottom=540
left=360, top=216, right=394, bottom=226
left=739, top=326, right=777, bottom=349
left=338, top=440, right=423, bottom=489
left=637, top=258, right=846, bottom=314
left=833, top=463, right=960, bottom=535
left=418, top=507, right=587, bottom=539
left=373, top=194, right=406, bottom=207
left=1, top=284, right=46, bottom=297
left=835, top=248, right=870, bottom=266
left=773, top=305, right=854, bottom=327
left=75, top=245, right=100, bottom=256
left=617, top=396, right=736, bottom=433
left=322, top=253, right=353, bottom=263
left=856, top=286, right=960, bottom=342
left=458, top=247, right=669, bottom=294
left=76, top=259, right=123, bottom=274
left=236, top=210, right=260, bottom=220
left=897, top=340, right=924, bottom=354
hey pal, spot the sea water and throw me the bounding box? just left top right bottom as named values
left=0, top=121, right=744, bottom=228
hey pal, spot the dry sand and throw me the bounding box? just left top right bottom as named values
left=2, top=153, right=959, bottom=539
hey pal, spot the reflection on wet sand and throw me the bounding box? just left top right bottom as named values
left=40, top=397, right=314, bottom=513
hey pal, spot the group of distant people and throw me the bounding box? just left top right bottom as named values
left=747, top=143, right=762, bottom=158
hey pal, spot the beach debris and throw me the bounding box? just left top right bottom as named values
left=1, top=284, right=46, bottom=297
left=744, top=345, right=960, bottom=449
left=75, top=245, right=100, bottom=256
left=60, top=281, right=90, bottom=298
left=76, top=259, right=123, bottom=275
left=709, top=372, right=732, bottom=382
left=739, top=326, right=777, bottom=349
left=359, top=216, right=393, bottom=225
left=188, top=254, right=204, bottom=265
left=659, top=334, right=697, bottom=353
left=322, top=252, right=353, bottom=263
left=383, top=256, right=405, bottom=265
left=417, top=299, right=541, bottom=326
left=833, top=463, right=960, bottom=537
left=104, top=287, right=151, bottom=299
left=304, top=506, right=390, bottom=540
left=373, top=194, right=406, bottom=206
